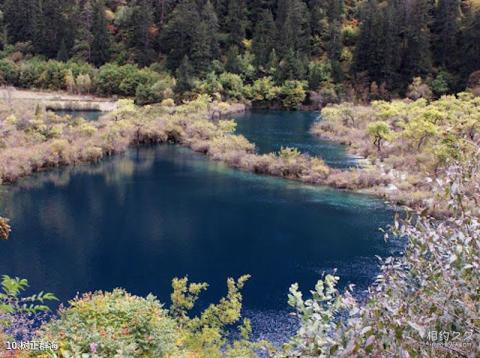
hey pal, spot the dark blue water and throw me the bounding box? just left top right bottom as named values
left=234, top=110, right=359, bottom=168
left=54, top=110, right=104, bottom=121
left=0, top=112, right=398, bottom=343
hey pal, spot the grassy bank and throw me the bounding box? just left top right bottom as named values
left=313, top=93, right=480, bottom=215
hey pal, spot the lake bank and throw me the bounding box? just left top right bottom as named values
left=0, top=87, right=117, bottom=112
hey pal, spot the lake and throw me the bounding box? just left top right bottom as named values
left=53, top=110, right=104, bottom=121
left=0, top=111, right=398, bottom=343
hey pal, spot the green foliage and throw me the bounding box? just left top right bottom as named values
left=279, top=80, right=307, bottom=109
left=307, top=62, right=332, bottom=91
left=250, top=76, right=280, bottom=102
left=38, top=289, right=179, bottom=357
left=431, top=70, right=452, bottom=97
left=367, top=121, right=392, bottom=152
left=95, top=63, right=160, bottom=97
left=0, top=275, right=57, bottom=315
left=219, top=72, right=244, bottom=100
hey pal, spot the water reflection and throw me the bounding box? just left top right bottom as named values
left=0, top=145, right=397, bottom=343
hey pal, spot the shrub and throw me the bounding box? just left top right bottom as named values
left=250, top=76, right=280, bottom=102
left=219, top=72, right=244, bottom=100
left=76, top=74, right=92, bottom=94
left=283, top=161, right=480, bottom=357
left=38, top=289, right=180, bottom=357
left=0, top=60, right=19, bottom=85
left=431, top=71, right=452, bottom=97
left=35, top=60, right=68, bottom=90
left=406, top=77, right=433, bottom=101
left=280, top=80, right=307, bottom=109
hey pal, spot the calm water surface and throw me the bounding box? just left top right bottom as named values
left=54, top=110, right=104, bottom=121
left=234, top=110, right=359, bottom=168
left=0, top=111, right=398, bottom=342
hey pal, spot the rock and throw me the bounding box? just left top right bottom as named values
left=386, top=184, right=399, bottom=192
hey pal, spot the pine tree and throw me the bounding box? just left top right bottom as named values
left=401, top=0, right=432, bottom=83
left=73, top=0, right=94, bottom=62
left=201, top=0, right=220, bottom=60
left=35, top=0, right=67, bottom=58
left=433, top=0, right=460, bottom=69
left=91, top=0, right=111, bottom=66
left=354, top=0, right=384, bottom=81
left=462, top=10, right=480, bottom=79
left=225, top=0, right=247, bottom=47
left=175, top=55, right=195, bottom=93
left=128, top=0, right=156, bottom=66
left=191, top=21, right=212, bottom=75
left=276, top=0, right=311, bottom=58
left=161, top=0, right=200, bottom=71
left=252, top=9, right=276, bottom=67
left=3, top=0, right=38, bottom=44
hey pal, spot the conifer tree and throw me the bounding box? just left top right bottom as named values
left=276, top=0, right=311, bottom=58
left=91, top=0, right=111, bottom=66
left=433, top=0, right=460, bottom=69
left=252, top=9, right=276, bottom=67
left=3, top=0, right=38, bottom=44
left=175, top=55, right=195, bottom=92
left=401, top=0, right=432, bottom=83
left=128, top=0, right=156, bottom=66
left=225, top=0, right=248, bottom=47
left=462, top=10, right=480, bottom=78
left=161, top=0, right=200, bottom=71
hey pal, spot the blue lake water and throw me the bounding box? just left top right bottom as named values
left=0, top=111, right=398, bottom=343
left=234, top=110, right=359, bottom=168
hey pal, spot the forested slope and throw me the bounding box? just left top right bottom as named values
left=0, top=0, right=479, bottom=101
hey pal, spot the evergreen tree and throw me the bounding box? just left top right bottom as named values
left=175, top=55, right=195, bottom=92
left=433, top=0, right=460, bottom=69
left=191, top=21, right=212, bottom=75
left=200, top=0, right=220, bottom=60
left=73, top=0, right=94, bottom=62
left=252, top=9, right=276, bottom=67
left=353, top=0, right=384, bottom=81
left=91, top=0, right=111, bottom=66
left=276, top=0, right=311, bottom=58
left=35, top=0, right=68, bottom=58
left=128, top=0, right=156, bottom=66
left=462, top=10, right=480, bottom=78
left=401, top=0, right=432, bottom=83
left=3, top=0, right=38, bottom=44
left=225, top=0, right=247, bottom=47
left=161, top=0, right=200, bottom=71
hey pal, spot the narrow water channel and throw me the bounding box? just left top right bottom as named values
left=0, top=111, right=398, bottom=343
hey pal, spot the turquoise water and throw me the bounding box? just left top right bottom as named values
left=0, top=111, right=398, bottom=342
left=234, top=110, right=359, bottom=168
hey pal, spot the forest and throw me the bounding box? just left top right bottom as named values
left=0, top=0, right=479, bottom=105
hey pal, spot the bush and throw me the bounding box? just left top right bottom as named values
left=135, top=77, right=174, bottom=105
left=38, top=289, right=179, bottom=357
left=249, top=76, right=280, bottom=102
left=280, top=80, right=307, bottom=109
left=219, top=72, right=244, bottom=100
left=0, top=59, right=19, bottom=85
left=284, top=161, right=480, bottom=357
